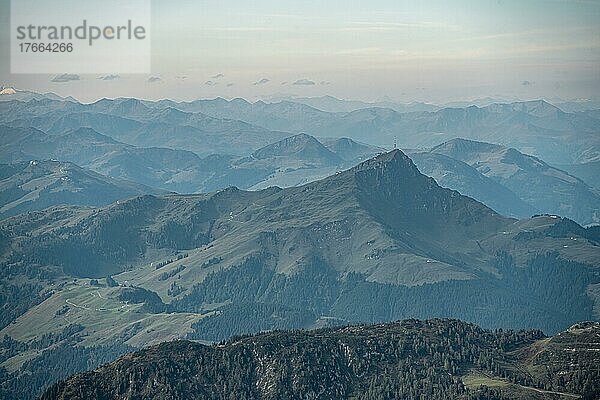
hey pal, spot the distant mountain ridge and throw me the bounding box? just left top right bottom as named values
left=408, top=151, right=537, bottom=219
left=3, top=96, right=598, bottom=166
left=263, top=94, right=440, bottom=113
left=0, top=125, right=381, bottom=196
left=0, top=160, right=165, bottom=219
left=427, top=138, right=600, bottom=225
left=0, top=125, right=218, bottom=193
left=0, top=88, right=77, bottom=103
left=0, top=98, right=290, bottom=157
left=126, top=97, right=599, bottom=165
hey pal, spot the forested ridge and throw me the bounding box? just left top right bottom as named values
left=42, top=319, right=600, bottom=400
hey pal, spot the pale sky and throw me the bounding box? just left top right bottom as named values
left=1, top=0, right=599, bottom=103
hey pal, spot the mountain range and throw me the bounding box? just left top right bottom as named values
left=131, top=97, right=598, bottom=166
left=2, top=95, right=599, bottom=168
left=1, top=150, right=598, bottom=398
left=0, top=91, right=599, bottom=399
left=0, top=98, right=289, bottom=157
left=0, top=125, right=381, bottom=195
left=1, top=108, right=597, bottom=224
left=0, top=92, right=600, bottom=225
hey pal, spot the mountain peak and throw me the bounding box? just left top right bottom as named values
left=485, top=99, right=562, bottom=117
left=321, top=137, right=385, bottom=162
left=348, top=149, right=427, bottom=192
left=287, top=132, right=318, bottom=142
left=516, top=99, right=562, bottom=117
left=252, top=133, right=341, bottom=165
left=353, top=149, right=419, bottom=172
left=431, top=138, right=502, bottom=157
left=0, top=87, right=17, bottom=95
left=340, top=148, right=507, bottom=236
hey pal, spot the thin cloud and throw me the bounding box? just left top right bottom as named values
left=337, top=47, right=386, bottom=56
left=147, top=76, right=162, bottom=83
left=293, top=79, right=315, bottom=86
left=209, top=27, right=283, bottom=32
left=341, top=21, right=463, bottom=33
left=253, top=78, right=270, bottom=85
left=451, top=26, right=596, bottom=44
left=98, top=74, right=120, bottom=81
left=205, top=80, right=218, bottom=86
left=51, top=74, right=80, bottom=83
left=320, top=81, right=331, bottom=85
left=226, top=83, right=234, bottom=87
left=175, top=75, right=188, bottom=80
left=211, top=73, right=225, bottom=79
